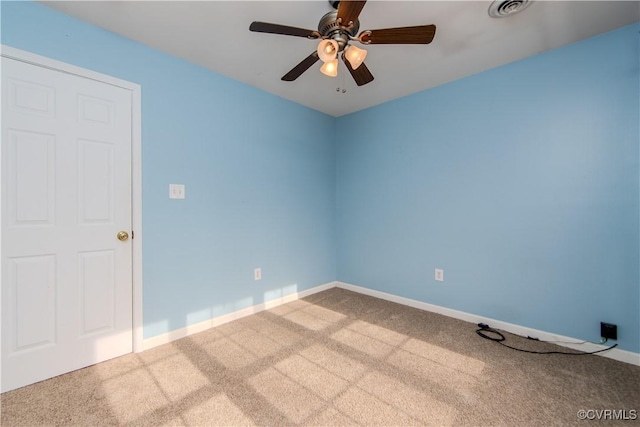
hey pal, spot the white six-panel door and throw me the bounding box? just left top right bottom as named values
left=1, top=56, right=134, bottom=392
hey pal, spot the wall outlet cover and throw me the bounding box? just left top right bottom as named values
left=600, top=322, right=617, bottom=340
left=169, top=184, right=185, bottom=199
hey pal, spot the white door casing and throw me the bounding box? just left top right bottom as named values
left=1, top=46, right=143, bottom=393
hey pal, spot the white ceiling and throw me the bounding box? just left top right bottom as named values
left=42, top=1, right=639, bottom=117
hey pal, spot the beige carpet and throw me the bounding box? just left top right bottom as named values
left=1, top=288, right=639, bottom=426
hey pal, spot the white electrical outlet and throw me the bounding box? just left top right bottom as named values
left=435, top=268, right=444, bottom=282
left=254, top=268, right=262, bottom=281
left=169, top=184, right=185, bottom=199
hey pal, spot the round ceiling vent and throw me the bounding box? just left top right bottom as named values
left=488, top=0, right=532, bottom=18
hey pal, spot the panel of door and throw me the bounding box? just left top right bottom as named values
left=1, top=57, right=133, bottom=392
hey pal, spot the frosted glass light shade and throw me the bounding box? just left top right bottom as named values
left=320, top=58, right=338, bottom=77
left=344, top=45, right=367, bottom=70
left=317, top=39, right=339, bottom=63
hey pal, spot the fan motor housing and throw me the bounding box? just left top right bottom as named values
left=318, top=11, right=359, bottom=51
left=488, top=0, right=532, bottom=17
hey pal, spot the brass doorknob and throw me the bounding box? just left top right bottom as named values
left=117, top=231, right=129, bottom=241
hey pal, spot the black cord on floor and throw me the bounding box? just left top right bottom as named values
left=475, top=324, right=618, bottom=355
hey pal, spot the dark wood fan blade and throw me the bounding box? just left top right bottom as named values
left=342, top=53, right=374, bottom=86
left=337, top=1, right=367, bottom=26
left=282, top=52, right=320, bottom=81
left=360, top=24, right=436, bottom=44
left=250, top=21, right=319, bottom=39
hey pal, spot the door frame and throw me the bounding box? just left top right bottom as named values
left=0, top=45, right=144, bottom=353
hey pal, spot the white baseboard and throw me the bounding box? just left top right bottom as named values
left=141, top=279, right=639, bottom=366
left=142, top=281, right=338, bottom=351
left=336, top=281, right=640, bottom=366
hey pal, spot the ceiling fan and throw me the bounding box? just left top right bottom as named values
left=249, top=0, right=436, bottom=86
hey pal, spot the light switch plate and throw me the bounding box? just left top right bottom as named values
left=435, top=268, right=444, bottom=282
left=169, top=184, right=185, bottom=199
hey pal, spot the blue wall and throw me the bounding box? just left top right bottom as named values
left=336, top=24, right=640, bottom=352
left=3, top=2, right=639, bottom=353
left=1, top=2, right=337, bottom=338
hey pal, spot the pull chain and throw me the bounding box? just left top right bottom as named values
left=336, top=60, right=347, bottom=94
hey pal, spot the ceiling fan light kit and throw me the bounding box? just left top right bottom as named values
left=317, top=39, right=339, bottom=62
left=320, top=58, right=339, bottom=77
left=344, top=45, right=367, bottom=70
left=249, top=0, right=436, bottom=87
